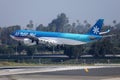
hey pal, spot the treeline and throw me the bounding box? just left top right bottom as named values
left=0, top=13, right=120, bottom=58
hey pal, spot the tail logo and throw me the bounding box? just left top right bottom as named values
left=93, top=26, right=100, bottom=34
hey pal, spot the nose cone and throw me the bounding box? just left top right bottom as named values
left=10, top=31, right=16, bottom=39
left=10, top=34, right=14, bottom=39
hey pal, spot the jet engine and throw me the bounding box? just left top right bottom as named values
left=23, top=38, right=36, bottom=46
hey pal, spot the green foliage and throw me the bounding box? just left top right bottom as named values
left=0, top=45, right=15, bottom=54
left=89, top=38, right=114, bottom=57
left=64, top=45, right=84, bottom=58
left=48, top=13, right=69, bottom=32
left=1, top=25, right=21, bottom=45
left=36, top=24, right=48, bottom=31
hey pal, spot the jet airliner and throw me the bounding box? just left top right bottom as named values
left=10, top=19, right=110, bottom=46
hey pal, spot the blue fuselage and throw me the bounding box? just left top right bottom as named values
left=10, top=30, right=102, bottom=45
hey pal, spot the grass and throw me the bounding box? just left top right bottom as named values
left=0, top=59, right=120, bottom=66
left=0, top=61, right=95, bottom=67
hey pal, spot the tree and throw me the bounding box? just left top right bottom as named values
left=89, top=38, right=114, bottom=57
left=64, top=45, right=84, bottom=58
left=113, top=20, right=117, bottom=25
left=1, top=25, right=21, bottom=45
left=27, top=20, right=34, bottom=30
left=36, top=24, right=48, bottom=31
left=48, top=13, right=69, bottom=32
left=64, top=46, right=73, bottom=58
left=26, top=46, right=36, bottom=56
left=72, top=45, right=84, bottom=59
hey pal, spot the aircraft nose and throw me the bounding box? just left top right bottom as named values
left=10, top=31, right=16, bottom=39
left=10, top=34, right=14, bottom=39
left=10, top=33, right=14, bottom=37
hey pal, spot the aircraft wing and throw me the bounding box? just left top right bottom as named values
left=38, top=37, right=63, bottom=46
left=26, top=33, right=63, bottom=46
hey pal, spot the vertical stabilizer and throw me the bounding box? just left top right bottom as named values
left=88, top=19, right=104, bottom=35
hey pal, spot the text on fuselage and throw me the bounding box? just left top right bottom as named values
left=15, top=32, right=36, bottom=37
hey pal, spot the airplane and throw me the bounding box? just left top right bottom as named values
left=10, top=19, right=110, bottom=46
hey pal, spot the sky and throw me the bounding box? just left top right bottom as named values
left=0, top=0, right=120, bottom=27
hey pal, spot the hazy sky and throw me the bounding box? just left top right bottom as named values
left=0, top=0, right=120, bottom=27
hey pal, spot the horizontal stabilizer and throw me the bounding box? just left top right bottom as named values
left=100, top=29, right=110, bottom=35
left=102, top=34, right=115, bottom=38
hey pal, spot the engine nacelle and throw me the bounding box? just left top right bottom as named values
left=23, top=38, right=36, bottom=46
